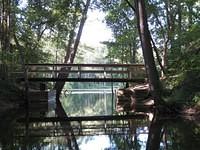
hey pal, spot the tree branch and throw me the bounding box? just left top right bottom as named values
left=37, top=26, right=47, bottom=42
left=13, top=34, right=25, bottom=67
left=153, top=12, right=166, bottom=41
left=150, top=35, right=166, bottom=75
left=124, top=0, right=136, bottom=12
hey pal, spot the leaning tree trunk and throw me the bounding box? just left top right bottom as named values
left=54, top=0, right=91, bottom=98
left=53, top=0, right=91, bottom=149
left=134, top=0, right=162, bottom=105
left=146, top=117, right=164, bottom=150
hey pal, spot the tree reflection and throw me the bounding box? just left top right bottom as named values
left=165, top=119, right=200, bottom=150
left=146, top=115, right=200, bottom=150
left=62, top=93, right=113, bottom=116
left=146, top=115, right=164, bottom=150
left=1, top=110, right=200, bottom=150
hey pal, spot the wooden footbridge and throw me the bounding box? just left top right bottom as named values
left=10, top=63, right=151, bottom=138
left=10, top=63, right=148, bottom=116
left=12, top=63, right=146, bottom=83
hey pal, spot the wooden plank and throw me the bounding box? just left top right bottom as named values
left=19, top=77, right=146, bottom=83
left=13, top=63, right=147, bottom=83
left=12, top=63, right=146, bottom=80
left=25, top=63, right=145, bottom=67
left=28, top=70, right=129, bottom=74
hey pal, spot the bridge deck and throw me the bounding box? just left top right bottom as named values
left=12, top=63, right=146, bottom=83
left=21, top=77, right=145, bottom=82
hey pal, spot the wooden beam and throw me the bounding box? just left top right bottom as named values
left=25, top=63, right=145, bottom=67
left=28, top=70, right=130, bottom=74
left=17, top=114, right=147, bottom=123
left=19, top=77, right=146, bottom=83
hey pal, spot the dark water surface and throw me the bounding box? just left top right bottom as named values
left=0, top=92, right=200, bottom=150
left=1, top=115, right=200, bottom=150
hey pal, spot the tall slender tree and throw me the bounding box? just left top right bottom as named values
left=0, top=0, right=11, bottom=64
left=54, top=1, right=91, bottom=149
left=54, top=0, right=91, bottom=99
left=134, top=0, right=162, bottom=104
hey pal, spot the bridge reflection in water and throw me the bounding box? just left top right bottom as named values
left=9, top=64, right=150, bottom=149
left=13, top=114, right=150, bottom=149
left=1, top=63, right=200, bottom=149
left=16, top=114, right=148, bottom=137
left=2, top=112, right=200, bottom=150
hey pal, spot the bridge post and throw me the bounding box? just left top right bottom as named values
left=78, top=121, right=83, bottom=135
left=78, top=66, right=81, bottom=78
left=103, top=66, right=106, bottom=78
left=52, top=64, right=55, bottom=78
left=127, top=67, right=131, bottom=80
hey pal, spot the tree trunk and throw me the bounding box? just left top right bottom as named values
left=177, top=1, right=182, bottom=51
left=56, top=97, right=78, bottom=150
left=53, top=0, right=91, bottom=149
left=134, top=0, right=162, bottom=105
left=0, top=0, right=11, bottom=64
left=146, top=116, right=164, bottom=150
left=187, top=2, right=193, bottom=28
left=166, top=0, right=176, bottom=60
left=54, top=0, right=91, bottom=97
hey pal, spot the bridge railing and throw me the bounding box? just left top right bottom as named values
left=24, top=63, right=146, bottom=79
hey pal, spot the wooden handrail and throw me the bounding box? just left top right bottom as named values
left=27, top=70, right=130, bottom=74
left=12, top=63, right=147, bottom=82
left=25, top=63, right=145, bottom=67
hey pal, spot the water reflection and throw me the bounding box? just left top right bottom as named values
left=61, top=89, right=114, bottom=116
left=1, top=88, right=200, bottom=150
left=1, top=113, right=200, bottom=150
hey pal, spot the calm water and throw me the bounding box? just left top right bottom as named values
left=0, top=91, right=200, bottom=150
left=61, top=90, right=114, bottom=116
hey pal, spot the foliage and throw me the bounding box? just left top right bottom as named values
left=0, top=0, right=89, bottom=66
left=95, top=0, right=139, bottom=63
left=147, top=0, right=200, bottom=60
left=110, top=134, right=140, bottom=149
left=0, top=80, right=23, bottom=102
left=167, top=71, right=200, bottom=104
left=165, top=120, right=200, bottom=150
left=164, top=22, right=200, bottom=104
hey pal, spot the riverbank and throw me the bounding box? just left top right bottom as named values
left=0, top=80, right=23, bottom=113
